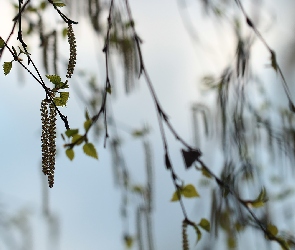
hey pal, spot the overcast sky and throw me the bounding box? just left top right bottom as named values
left=1, top=0, right=295, bottom=250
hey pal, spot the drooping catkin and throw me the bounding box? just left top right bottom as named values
left=41, top=99, right=50, bottom=175
left=66, top=23, right=77, bottom=78
left=53, top=30, right=58, bottom=75
left=41, top=99, right=57, bottom=188
left=182, top=220, right=189, bottom=250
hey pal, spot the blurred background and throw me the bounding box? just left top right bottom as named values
left=1, top=0, right=295, bottom=249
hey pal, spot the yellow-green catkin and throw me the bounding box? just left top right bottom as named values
left=66, top=23, right=77, bottom=78
left=41, top=99, right=57, bottom=188
left=182, top=220, right=189, bottom=250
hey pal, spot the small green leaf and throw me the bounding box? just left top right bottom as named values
left=106, top=86, right=112, bottom=94
left=65, top=129, right=79, bottom=137
left=227, top=237, right=236, bottom=249
left=46, top=74, right=61, bottom=85
left=258, top=187, right=267, bottom=200
left=62, top=27, right=68, bottom=38
left=247, top=187, right=268, bottom=208
left=60, top=92, right=69, bottom=105
left=193, top=224, right=202, bottom=245
left=201, top=166, right=212, bottom=178
left=72, top=134, right=84, bottom=145
left=53, top=97, right=63, bottom=106
left=66, top=148, right=74, bottom=160
left=85, top=110, right=90, bottom=120
left=83, top=143, right=98, bottom=159
left=3, top=61, right=12, bottom=75
left=267, top=224, right=278, bottom=237
left=27, top=6, right=37, bottom=12
left=53, top=1, right=66, bottom=7
left=132, top=185, right=144, bottom=194
left=124, top=235, right=133, bottom=248
left=198, top=218, right=210, bottom=232
left=58, top=80, right=69, bottom=89
left=54, top=92, right=69, bottom=106
left=170, top=190, right=181, bottom=202
left=277, top=237, right=290, bottom=250
left=131, top=127, right=149, bottom=138
left=255, top=188, right=268, bottom=207
left=0, top=38, right=4, bottom=49
left=40, top=1, right=47, bottom=9
left=84, top=120, right=92, bottom=132
left=251, top=200, right=265, bottom=208
left=235, top=222, right=245, bottom=232
left=132, top=130, right=144, bottom=137
left=181, top=184, right=200, bottom=198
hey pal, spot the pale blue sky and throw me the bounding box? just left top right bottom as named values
left=1, top=0, right=295, bottom=250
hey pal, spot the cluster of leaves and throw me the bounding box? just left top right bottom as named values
left=62, top=112, right=98, bottom=161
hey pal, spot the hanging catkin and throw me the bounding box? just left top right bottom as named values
left=66, top=23, right=77, bottom=78
left=182, top=220, right=189, bottom=250
left=41, top=99, right=57, bottom=188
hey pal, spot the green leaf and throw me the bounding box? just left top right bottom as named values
left=62, top=27, right=68, bottom=38
left=72, top=134, right=84, bottom=145
left=85, top=110, right=90, bottom=120
left=40, top=1, right=48, bottom=9
left=0, top=38, right=4, bottom=49
left=46, top=74, right=61, bottom=85
left=84, top=120, right=92, bottom=132
left=235, top=222, right=245, bottom=232
left=267, top=224, right=278, bottom=237
left=198, top=218, right=210, bottom=232
left=132, top=130, right=144, bottom=137
left=251, top=200, right=265, bottom=208
left=227, top=237, right=236, bottom=249
left=124, top=235, right=133, bottom=248
left=53, top=97, right=62, bottom=106
left=131, top=127, right=150, bottom=138
left=3, top=61, right=12, bottom=75
left=66, top=148, right=74, bottom=160
left=58, top=80, right=69, bottom=89
left=170, top=190, right=181, bottom=202
left=83, top=143, right=98, bottom=159
left=258, top=187, right=267, bottom=200
left=132, top=185, right=144, bottom=194
left=277, top=237, right=290, bottom=250
left=247, top=187, right=268, bottom=208
left=65, top=129, right=79, bottom=137
left=181, top=184, right=200, bottom=198
left=54, top=92, right=69, bottom=106
left=106, top=86, right=112, bottom=94
left=201, top=166, right=212, bottom=178
left=53, top=1, right=66, bottom=7
left=60, top=92, right=69, bottom=104
left=193, top=224, right=202, bottom=245
left=27, top=6, right=37, bottom=12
